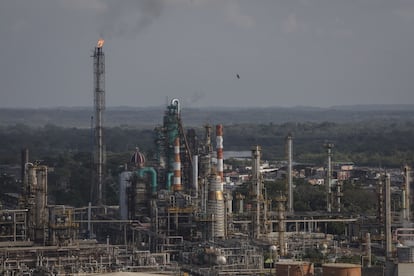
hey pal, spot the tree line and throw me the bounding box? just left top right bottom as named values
left=0, top=120, right=413, bottom=206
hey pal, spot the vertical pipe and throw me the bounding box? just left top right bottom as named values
left=337, top=181, right=342, bottom=213
left=404, top=166, right=411, bottom=221
left=385, top=173, right=392, bottom=260
left=173, top=137, right=182, bottom=191
left=216, top=124, right=224, bottom=182
left=88, top=202, right=92, bottom=238
left=21, top=148, right=29, bottom=191
left=286, top=134, right=293, bottom=213
left=366, top=232, right=371, bottom=267
left=193, top=155, right=199, bottom=196
left=204, top=124, right=212, bottom=176
left=402, top=189, right=407, bottom=220
left=138, top=167, right=158, bottom=194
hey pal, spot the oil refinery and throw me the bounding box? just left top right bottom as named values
left=1, top=40, right=414, bottom=276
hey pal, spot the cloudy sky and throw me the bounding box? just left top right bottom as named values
left=1, top=0, right=414, bottom=108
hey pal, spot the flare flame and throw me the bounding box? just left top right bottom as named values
left=97, top=39, right=104, bottom=48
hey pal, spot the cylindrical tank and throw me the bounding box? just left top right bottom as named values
left=322, top=263, right=361, bottom=276
left=276, top=261, right=314, bottom=276
left=119, top=171, right=132, bottom=220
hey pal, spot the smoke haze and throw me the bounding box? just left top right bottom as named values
left=98, top=0, right=166, bottom=38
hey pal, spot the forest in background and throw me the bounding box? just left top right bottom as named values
left=1, top=105, right=414, bottom=127
left=1, top=120, right=413, bottom=166
left=0, top=106, right=413, bottom=208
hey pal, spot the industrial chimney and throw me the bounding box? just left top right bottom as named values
left=93, top=38, right=105, bottom=205
left=173, top=137, right=183, bottom=191
left=325, top=143, right=334, bottom=213
left=286, top=133, right=293, bottom=213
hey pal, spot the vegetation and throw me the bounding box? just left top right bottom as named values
left=262, top=177, right=377, bottom=215
left=0, top=118, right=413, bottom=207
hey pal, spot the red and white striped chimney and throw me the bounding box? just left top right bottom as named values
left=216, top=124, right=224, bottom=182
left=173, top=137, right=182, bottom=191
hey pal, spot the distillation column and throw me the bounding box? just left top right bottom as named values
left=275, top=194, right=287, bottom=256
left=26, top=164, right=48, bottom=244
left=93, top=38, right=105, bottom=205
left=208, top=174, right=225, bottom=239
left=403, top=165, right=411, bottom=222
left=252, top=145, right=262, bottom=238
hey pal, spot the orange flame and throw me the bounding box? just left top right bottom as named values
left=97, top=38, right=104, bottom=48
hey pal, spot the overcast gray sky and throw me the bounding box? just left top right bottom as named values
left=1, top=0, right=414, bottom=108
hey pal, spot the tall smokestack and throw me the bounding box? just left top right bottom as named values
left=325, top=143, right=334, bottom=212
left=216, top=124, right=224, bottom=182
left=93, top=38, right=106, bottom=205
left=286, top=133, right=293, bottom=213
left=173, top=137, right=182, bottom=191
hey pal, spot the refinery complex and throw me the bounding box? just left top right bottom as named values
left=1, top=40, right=414, bottom=276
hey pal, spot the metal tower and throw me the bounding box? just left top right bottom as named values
left=93, top=38, right=105, bottom=205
